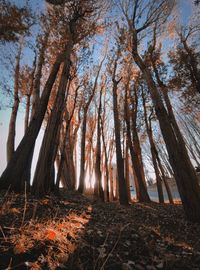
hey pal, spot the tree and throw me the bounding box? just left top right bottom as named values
left=6, top=42, right=22, bottom=163
left=123, top=64, right=150, bottom=202
left=33, top=0, right=105, bottom=197
left=0, top=1, right=33, bottom=43
left=78, top=57, right=105, bottom=194
left=111, top=51, right=129, bottom=205
left=0, top=49, right=65, bottom=191
left=119, top=0, right=200, bottom=221
left=94, top=80, right=104, bottom=201
left=19, top=57, right=37, bottom=133
left=55, top=82, right=80, bottom=192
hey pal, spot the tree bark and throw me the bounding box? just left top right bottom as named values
left=78, top=57, right=105, bottom=193
left=181, top=38, right=200, bottom=94
left=6, top=44, right=22, bottom=163
left=142, top=90, right=164, bottom=203
left=112, top=58, right=129, bottom=205
left=78, top=111, right=87, bottom=193
left=132, top=28, right=200, bottom=222
left=31, top=32, right=49, bottom=119
left=100, top=114, right=109, bottom=201
left=124, top=82, right=150, bottom=202
left=125, top=142, right=131, bottom=202
left=94, top=88, right=104, bottom=201
left=0, top=52, right=64, bottom=192
left=32, top=44, right=72, bottom=197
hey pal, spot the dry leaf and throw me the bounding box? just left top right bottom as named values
left=57, top=223, right=64, bottom=229
left=46, top=229, right=56, bottom=241
left=14, top=243, right=26, bottom=254
left=10, top=208, right=21, bottom=214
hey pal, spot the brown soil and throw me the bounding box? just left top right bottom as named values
left=0, top=190, right=200, bottom=270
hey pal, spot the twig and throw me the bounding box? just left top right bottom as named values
left=5, top=257, right=12, bottom=270
left=99, top=223, right=130, bottom=270
left=3, top=185, right=11, bottom=200
left=93, top=233, right=109, bottom=270
left=0, top=225, right=6, bottom=241
left=21, top=182, right=27, bottom=226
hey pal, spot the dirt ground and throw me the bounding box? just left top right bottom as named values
left=0, top=190, right=200, bottom=270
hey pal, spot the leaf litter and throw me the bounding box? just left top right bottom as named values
left=0, top=190, right=200, bottom=269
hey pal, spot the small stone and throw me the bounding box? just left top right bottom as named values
left=156, top=262, right=164, bottom=269
left=135, top=264, right=145, bottom=270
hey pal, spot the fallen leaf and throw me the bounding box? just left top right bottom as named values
left=46, top=229, right=56, bottom=241
left=10, top=208, right=21, bottom=214
left=14, top=243, right=26, bottom=254
left=57, top=223, right=64, bottom=229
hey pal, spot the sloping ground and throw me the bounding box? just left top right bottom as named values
left=0, top=190, right=200, bottom=270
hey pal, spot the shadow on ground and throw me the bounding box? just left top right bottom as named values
left=0, top=190, right=200, bottom=269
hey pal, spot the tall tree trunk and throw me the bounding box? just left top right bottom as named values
left=78, top=111, right=87, bottom=193
left=132, top=29, right=200, bottom=222
left=108, top=133, right=114, bottom=201
left=56, top=85, right=79, bottom=192
left=94, top=88, right=104, bottom=200
left=21, top=39, right=47, bottom=189
left=6, top=44, right=22, bottom=163
left=24, top=94, right=31, bottom=133
left=124, top=82, right=150, bottom=202
left=156, top=152, right=174, bottom=204
left=109, top=164, right=114, bottom=201
left=100, top=115, right=109, bottom=201
left=0, top=51, right=64, bottom=192
left=130, top=86, right=147, bottom=188
left=112, top=58, right=129, bottom=205
left=142, top=90, right=164, bottom=203
left=24, top=54, right=37, bottom=134
left=23, top=33, right=49, bottom=188
left=31, top=32, right=49, bottom=119
left=125, top=142, right=131, bottom=202
left=32, top=45, right=72, bottom=197
left=78, top=57, right=105, bottom=193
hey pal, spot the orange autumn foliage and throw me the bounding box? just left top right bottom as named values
left=46, top=229, right=57, bottom=240
left=57, top=223, right=64, bottom=229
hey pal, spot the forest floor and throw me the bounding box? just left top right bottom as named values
left=0, top=190, right=200, bottom=270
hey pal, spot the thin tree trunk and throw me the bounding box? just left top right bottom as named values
left=125, top=142, right=131, bottom=202
left=131, top=86, right=147, bottom=188
left=109, top=164, right=114, bottom=201
left=24, top=95, right=31, bottom=133
left=142, top=90, right=164, bottom=203
left=78, top=111, right=87, bottom=194
left=124, top=81, right=150, bottom=202
left=156, top=153, right=174, bottom=204
left=6, top=43, right=22, bottom=163
left=78, top=57, right=105, bottom=193
left=94, top=88, right=104, bottom=200
left=21, top=42, right=45, bottom=189
left=100, top=115, right=109, bottom=201
left=112, top=57, right=129, bottom=205
left=31, top=32, right=49, bottom=119
left=55, top=84, right=79, bottom=192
